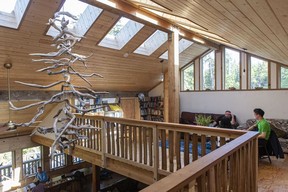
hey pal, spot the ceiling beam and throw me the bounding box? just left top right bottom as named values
left=80, top=0, right=219, bottom=50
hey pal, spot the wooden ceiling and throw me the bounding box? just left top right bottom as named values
left=124, top=0, right=288, bottom=65
left=0, top=0, right=208, bottom=92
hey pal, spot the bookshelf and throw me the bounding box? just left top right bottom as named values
left=140, top=96, right=164, bottom=122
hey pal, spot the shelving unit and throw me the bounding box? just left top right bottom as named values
left=140, top=96, right=164, bottom=122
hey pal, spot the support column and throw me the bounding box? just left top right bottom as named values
left=167, top=28, right=180, bottom=123
left=42, top=146, right=50, bottom=172
left=92, top=164, right=100, bottom=192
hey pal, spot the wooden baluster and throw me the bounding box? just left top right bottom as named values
left=201, top=135, right=206, bottom=157
left=246, top=141, right=251, bottom=192
left=143, top=127, right=147, bottom=165
left=133, top=126, right=137, bottom=162
left=252, top=139, right=258, bottom=192
left=124, top=125, right=128, bottom=159
left=222, top=157, right=228, bottom=192
left=106, top=122, right=111, bottom=154
left=116, top=123, right=120, bottom=156
left=196, top=174, right=206, bottom=192
left=176, top=131, right=181, bottom=170
left=139, top=127, right=143, bottom=163
left=220, top=137, right=226, bottom=146
left=153, top=126, right=159, bottom=181
left=120, top=124, right=125, bottom=158
left=129, top=125, right=133, bottom=160
left=192, top=134, right=198, bottom=161
left=211, top=136, right=217, bottom=151
left=168, top=130, right=174, bottom=172
left=161, top=129, right=167, bottom=171
left=215, top=163, right=221, bottom=192
left=148, top=128, right=153, bottom=166
left=208, top=167, right=216, bottom=192
left=111, top=122, right=115, bottom=155
left=184, top=133, right=189, bottom=166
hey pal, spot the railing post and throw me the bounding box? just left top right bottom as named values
left=153, top=125, right=159, bottom=182
left=101, top=118, right=107, bottom=168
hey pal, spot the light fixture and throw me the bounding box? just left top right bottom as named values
left=123, top=52, right=129, bottom=58
left=3, top=63, right=17, bottom=131
left=192, top=37, right=205, bottom=44
left=160, top=59, right=164, bottom=82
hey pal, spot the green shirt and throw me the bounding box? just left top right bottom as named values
left=257, top=119, right=271, bottom=140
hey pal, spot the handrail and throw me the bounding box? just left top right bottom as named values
left=141, top=131, right=259, bottom=192
left=33, top=114, right=259, bottom=190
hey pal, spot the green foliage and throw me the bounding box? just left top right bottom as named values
left=22, top=146, right=41, bottom=161
left=195, top=115, right=212, bottom=126
left=0, top=152, right=12, bottom=166
left=224, top=48, right=240, bottom=89
left=183, top=64, right=194, bottom=90
left=250, top=57, right=268, bottom=89
left=281, top=66, right=288, bottom=88
left=202, top=51, right=215, bottom=90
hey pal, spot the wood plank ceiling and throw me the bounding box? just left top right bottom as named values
left=0, top=0, right=208, bottom=92
left=124, top=0, right=288, bottom=65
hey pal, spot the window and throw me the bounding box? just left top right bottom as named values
left=224, top=48, right=240, bottom=89
left=47, top=0, right=103, bottom=37
left=201, top=51, right=215, bottom=90
left=99, top=17, right=144, bottom=50
left=134, top=30, right=167, bottom=56
left=181, top=64, right=194, bottom=91
left=159, top=38, right=194, bottom=60
left=0, top=0, right=30, bottom=29
left=250, top=56, right=269, bottom=89
left=22, top=146, right=41, bottom=176
left=280, top=66, right=288, bottom=88
left=0, top=151, right=13, bottom=182
left=50, top=149, right=66, bottom=169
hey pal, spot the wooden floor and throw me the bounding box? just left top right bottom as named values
left=258, top=155, right=288, bottom=192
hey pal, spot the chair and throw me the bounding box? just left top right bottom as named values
left=258, top=138, right=272, bottom=164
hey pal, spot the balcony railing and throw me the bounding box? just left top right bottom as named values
left=0, top=164, right=12, bottom=182
left=23, top=159, right=41, bottom=176
left=50, top=153, right=66, bottom=169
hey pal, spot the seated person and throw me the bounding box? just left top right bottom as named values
left=247, top=108, right=271, bottom=146
left=34, top=166, right=48, bottom=185
left=214, top=110, right=238, bottom=129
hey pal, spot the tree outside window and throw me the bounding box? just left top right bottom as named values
left=250, top=56, right=268, bottom=89
left=280, top=66, right=288, bottom=88
left=182, top=64, right=194, bottom=91
left=224, top=48, right=240, bottom=89
left=202, top=51, right=215, bottom=90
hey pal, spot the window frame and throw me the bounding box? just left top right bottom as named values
left=279, top=64, right=288, bottom=89
left=248, top=55, right=270, bottom=90
left=181, top=62, right=195, bottom=91
left=223, top=47, right=241, bottom=90
left=200, top=50, right=216, bottom=90
left=22, top=146, right=42, bottom=177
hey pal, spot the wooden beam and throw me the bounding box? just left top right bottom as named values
left=167, top=29, right=180, bottom=123
left=80, top=0, right=219, bottom=50
left=92, top=164, right=100, bottom=192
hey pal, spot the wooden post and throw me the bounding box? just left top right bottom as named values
left=42, top=146, right=50, bottom=172
left=153, top=125, right=159, bottom=181
left=167, top=28, right=180, bottom=123
left=92, top=164, right=100, bottom=192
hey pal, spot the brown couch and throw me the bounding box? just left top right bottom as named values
left=180, top=111, right=224, bottom=125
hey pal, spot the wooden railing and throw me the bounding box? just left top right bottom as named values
left=72, top=114, right=258, bottom=191
left=23, top=158, right=41, bottom=176
left=0, top=165, right=12, bottom=182
left=51, top=153, right=66, bottom=169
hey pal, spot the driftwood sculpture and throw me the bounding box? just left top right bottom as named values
left=10, top=12, right=105, bottom=158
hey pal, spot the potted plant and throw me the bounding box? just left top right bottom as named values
left=195, top=115, right=213, bottom=126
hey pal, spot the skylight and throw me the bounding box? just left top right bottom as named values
left=0, top=0, right=17, bottom=13
left=99, top=17, right=144, bottom=50
left=0, top=0, right=30, bottom=29
left=47, top=0, right=103, bottom=37
left=159, top=38, right=194, bottom=59
left=133, top=30, right=168, bottom=56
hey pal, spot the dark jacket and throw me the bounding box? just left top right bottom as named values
left=267, top=130, right=284, bottom=159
